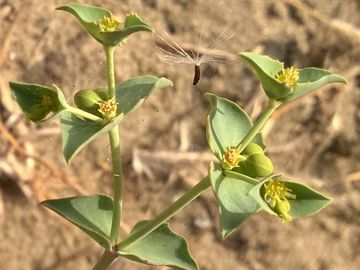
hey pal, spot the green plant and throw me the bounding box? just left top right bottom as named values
left=8, top=3, right=346, bottom=270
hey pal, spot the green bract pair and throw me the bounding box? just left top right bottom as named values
left=8, top=3, right=346, bottom=270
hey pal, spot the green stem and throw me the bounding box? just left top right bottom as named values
left=237, top=99, right=281, bottom=152
left=117, top=176, right=211, bottom=250
left=65, top=105, right=103, bottom=122
left=109, top=127, right=123, bottom=246
left=93, top=250, right=118, bottom=270
left=105, top=45, right=116, bottom=99
left=104, top=45, right=123, bottom=246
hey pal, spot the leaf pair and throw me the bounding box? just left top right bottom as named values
left=42, top=196, right=198, bottom=270
left=57, top=3, right=153, bottom=46
left=62, top=76, right=172, bottom=162
left=240, top=52, right=346, bottom=100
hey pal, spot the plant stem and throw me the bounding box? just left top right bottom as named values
left=65, top=105, right=103, bottom=122
left=108, top=127, right=123, bottom=246
left=93, top=250, right=118, bottom=270
left=105, top=45, right=116, bottom=99
left=104, top=45, right=123, bottom=246
left=237, top=99, right=281, bottom=152
left=117, top=176, right=211, bottom=250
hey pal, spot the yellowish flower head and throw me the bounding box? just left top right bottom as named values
left=99, top=15, right=122, bottom=32
left=263, top=180, right=296, bottom=222
left=98, top=98, right=117, bottom=120
left=222, top=146, right=243, bottom=170
left=276, top=67, right=299, bottom=88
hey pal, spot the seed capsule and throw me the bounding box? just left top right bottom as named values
left=242, top=142, right=264, bottom=156
left=74, top=89, right=107, bottom=117
left=234, top=153, right=273, bottom=177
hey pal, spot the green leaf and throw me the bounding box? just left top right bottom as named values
left=41, top=195, right=113, bottom=249
left=240, top=52, right=292, bottom=99
left=74, top=76, right=172, bottom=118
left=206, top=93, right=264, bottom=160
left=280, top=68, right=346, bottom=102
left=249, top=178, right=331, bottom=219
left=57, top=3, right=153, bottom=46
left=119, top=221, right=198, bottom=270
left=209, top=162, right=259, bottom=238
left=61, top=112, right=123, bottom=162
left=116, top=76, right=173, bottom=115
left=9, top=81, right=63, bottom=122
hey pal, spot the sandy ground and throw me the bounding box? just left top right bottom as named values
left=0, top=0, right=360, bottom=269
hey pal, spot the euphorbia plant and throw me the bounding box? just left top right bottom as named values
left=9, top=3, right=346, bottom=270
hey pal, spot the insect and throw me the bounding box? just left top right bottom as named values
left=156, top=29, right=234, bottom=85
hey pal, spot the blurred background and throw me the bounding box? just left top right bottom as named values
left=0, top=0, right=359, bottom=269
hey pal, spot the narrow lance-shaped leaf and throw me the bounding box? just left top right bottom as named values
left=206, top=93, right=264, bottom=161
left=57, top=3, right=153, bottom=46
left=209, top=162, right=260, bottom=238
left=41, top=195, right=113, bottom=249
left=9, top=81, right=65, bottom=122
left=119, top=221, right=198, bottom=270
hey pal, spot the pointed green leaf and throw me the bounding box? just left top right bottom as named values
left=249, top=178, right=331, bottom=219
left=119, top=221, right=198, bottom=270
left=209, top=162, right=259, bottom=238
left=56, top=3, right=153, bottom=46
left=116, top=76, right=173, bottom=115
left=240, top=52, right=292, bottom=99
left=280, top=68, right=346, bottom=102
left=61, top=112, right=123, bottom=162
left=41, top=195, right=113, bottom=249
left=9, top=82, right=63, bottom=122
left=206, top=93, right=264, bottom=160
left=74, top=76, right=172, bottom=118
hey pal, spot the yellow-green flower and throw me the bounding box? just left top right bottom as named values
left=276, top=67, right=299, bottom=88
left=222, top=146, right=243, bottom=170
left=98, top=98, right=117, bottom=120
left=263, top=180, right=296, bottom=222
left=99, top=15, right=122, bottom=32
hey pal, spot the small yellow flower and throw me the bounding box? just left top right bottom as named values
left=99, top=15, right=122, bottom=32
left=263, top=180, right=296, bottom=222
left=276, top=67, right=299, bottom=88
left=222, top=146, right=243, bottom=170
left=98, top=98, right=117, bottom=120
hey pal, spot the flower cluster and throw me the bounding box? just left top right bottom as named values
left=98, top=98, right=117, bottom=120
left=222, top=146, right=243, bottom=170
left=263, top=180, right=296, bottom=222
left=99, top=15, right=122, bottom=32
left=275, top=67, right=299, bottom=88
